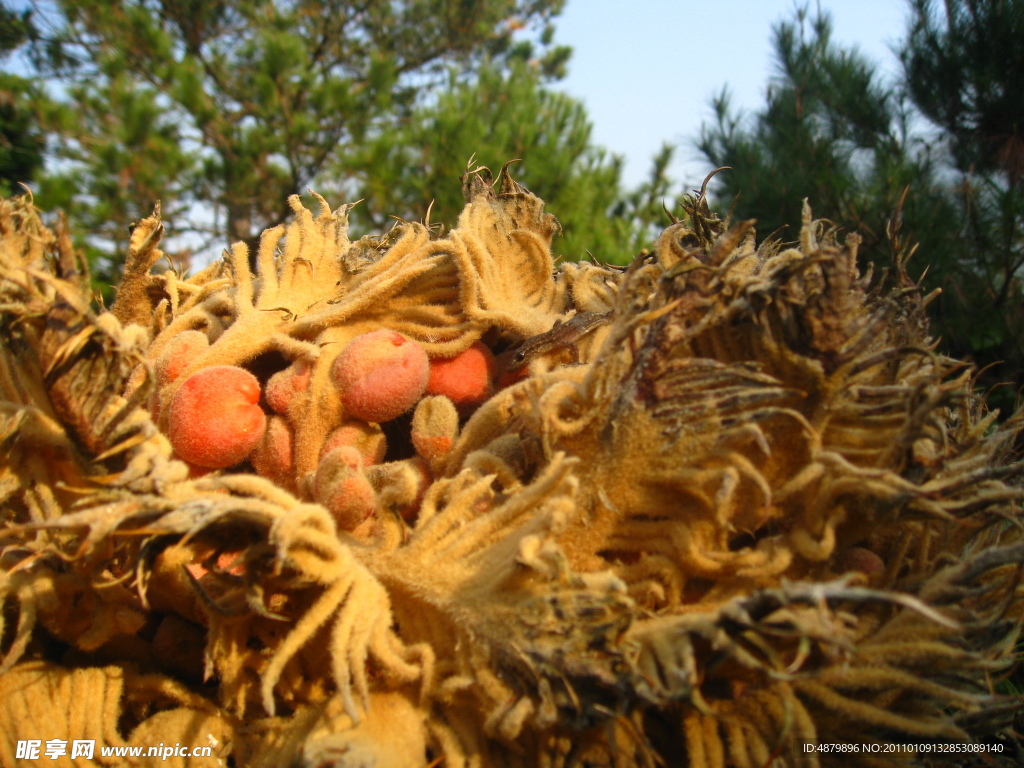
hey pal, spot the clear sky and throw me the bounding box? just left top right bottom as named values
left=552, top=0, right=910, bottom=190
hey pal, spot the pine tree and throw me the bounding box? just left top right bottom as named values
left=904, top=0, right=1024, bottom=183
left=697, top=3, right=1024, bottom=404
left=901, top=0, right=1024, bottom=391
left=0, top=6, right=44, bottom=196
left=696, top=9, right=955, bottom=263
left=345, top=57, right=665, bottom=263
left=21, top=0, right=568, bottom=273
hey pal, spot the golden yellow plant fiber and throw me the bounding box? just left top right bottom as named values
left=1, top=170, right=1022, bottom=767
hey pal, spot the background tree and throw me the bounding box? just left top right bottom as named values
left=697, top=9, right=956, bottom=263
left=347, top=57, right=671, bottom=262
left=901, top=0, right=1024, bottom=400
left=0, top=5, right=43, bottom=195
left=21, top=0, right=570, bottom=275
left=697, top=2, right=1024, bottom=407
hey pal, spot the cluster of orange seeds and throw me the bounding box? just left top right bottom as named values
left=117, top=177, right=570, bottom=537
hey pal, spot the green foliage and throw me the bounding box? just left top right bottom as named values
left=0, top=6, right=44, bottom=196
left=19, top=0, right=568, bottom=274
left=36, top=71, right=197, bottom=260
left=901, top=0, right=1024, bottom=402
left=610, top=142, right=678, bottom=254
left=903, top=0, right=1024, bottom=181
left=345, top=59, right=658, bottom=263
left=7, top=0, right=685, bottom=290
left=697, top=3, right=1024, bottom=407
left=697, top=10, right=949, bottom=260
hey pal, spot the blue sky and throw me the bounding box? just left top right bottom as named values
left=552, top=0, right=910, bottom=189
